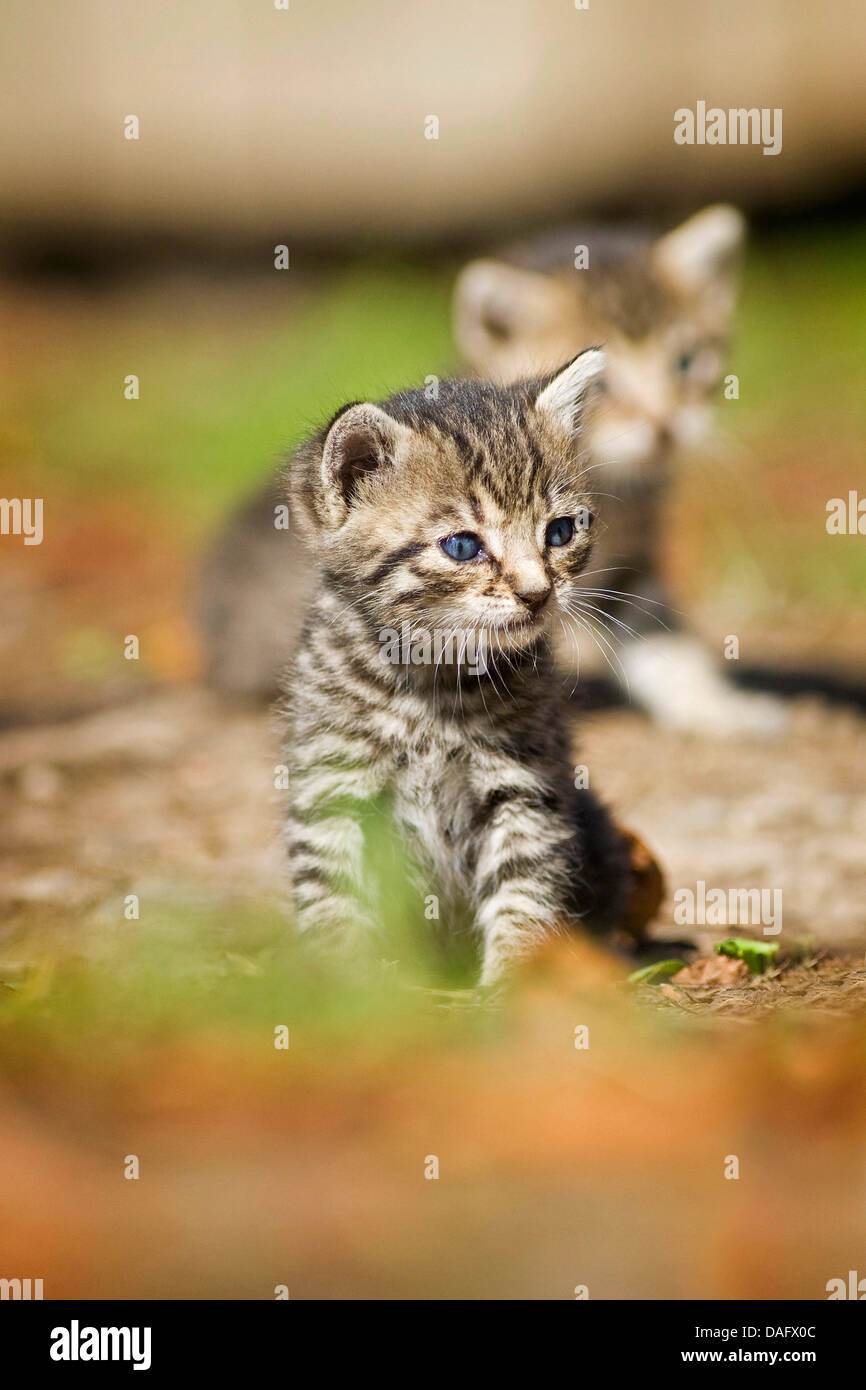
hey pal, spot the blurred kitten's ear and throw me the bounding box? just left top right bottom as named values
left=318, top=402, right=412, bottom=525
left=454, top=259, right=571, bottom=371
left=652, top=205, right=745, bottom=306
left=534, top=347, right=606, bottom=434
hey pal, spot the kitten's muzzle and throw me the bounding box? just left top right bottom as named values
left=514, top=583, right=552, bottom=615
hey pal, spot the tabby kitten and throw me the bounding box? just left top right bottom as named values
left=281, top=350, right=632, bottom=985
left=454, top=204, right=785, bottom=735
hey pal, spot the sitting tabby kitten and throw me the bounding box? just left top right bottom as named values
left=282, top=350, right=632, bottom=985
left=454, top=205, right=785, bottom=736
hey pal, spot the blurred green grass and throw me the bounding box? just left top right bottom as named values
left=14, top=263, right=457, bottom=525
left=0, top=801, right=491, bottom=1064
left=0, top=907, right=486, bottom=1083
left=735, top=223, right=866, bottom=439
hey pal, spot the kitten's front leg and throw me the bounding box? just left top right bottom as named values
left=472, top=784, right=574, bottom=988
left=284, top=740, right=388, bottom=950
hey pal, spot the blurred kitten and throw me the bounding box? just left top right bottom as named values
left=453, top=205, right=784, bottom=736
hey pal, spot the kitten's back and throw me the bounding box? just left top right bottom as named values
left=503, top=222, right=656, bottom=275
left=197, top=476, right=313, bottom=699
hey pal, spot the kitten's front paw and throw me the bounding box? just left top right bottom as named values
left=472, top=981, right=507, bottom=1008
left=478, top=937, right=534, bottom=992
left=478, top=953, right=509, bottom=993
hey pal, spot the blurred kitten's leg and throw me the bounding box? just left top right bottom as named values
left=620, top=631, right=788, bottom=736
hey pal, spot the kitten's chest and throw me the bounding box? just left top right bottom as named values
left=390, top=728, right=479, bottom=891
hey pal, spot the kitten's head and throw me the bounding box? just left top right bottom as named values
left=290, top=350, right=605, bottom=656
left=454, top=205, right=745, bottom=480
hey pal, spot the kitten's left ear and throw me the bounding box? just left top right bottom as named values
left=652, top=205, right=745, bottom=300
left=319, top=402, right=413, bottom=526
left=534, top=347, right=606, bottom=434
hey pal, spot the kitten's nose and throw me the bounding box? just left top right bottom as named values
left=515, top=581, right=552, bottom=613
left=652, top=416, right=674, bottom=448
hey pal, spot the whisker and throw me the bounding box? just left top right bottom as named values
left=576, top=588, right=675, bottom=630
left=570, top=598, right=642, bottom=644
left=559, top=604, right=630, bottom=693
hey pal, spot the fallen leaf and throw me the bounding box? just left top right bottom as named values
left=673, top=956, right=749, bottom=987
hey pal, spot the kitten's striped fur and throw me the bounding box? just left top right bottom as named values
left=281, top=351, right=630, bottom=985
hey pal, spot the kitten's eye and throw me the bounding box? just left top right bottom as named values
left=673, top=345, right=721, bottom=386
left=545, top=517, right=575, bottom=548
left=441, top=531, right=482, bottom=562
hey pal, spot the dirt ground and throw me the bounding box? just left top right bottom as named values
left=2, top=661, right=865, bottom=1006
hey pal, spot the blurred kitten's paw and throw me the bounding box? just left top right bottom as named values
left=621, top=635, right=789, bottom=739
left=660, top=688, right=789, bottom=739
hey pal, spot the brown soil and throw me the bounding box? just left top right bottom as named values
left=1, top=675, right=864, bottom=1008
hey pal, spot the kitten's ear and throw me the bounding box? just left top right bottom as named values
left=319, top=402, right=412, bottom=526
left=454, top=259, right=571, bottom=371
left=534, top=347, right=606, bottom=434
left=652, top=205, right=745, bottom=300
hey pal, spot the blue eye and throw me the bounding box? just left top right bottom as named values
left=675, top=351, right=696, bottom=375
left=441, top=532, right=482, bottom=562
left=545, top=517, right=574, bottom=548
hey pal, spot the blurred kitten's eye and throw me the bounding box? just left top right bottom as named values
left=545, top=517, right=574, bottom=548
left=673, top=345, right=721, bottom=386
left=441, top=532, right=482, bottom=562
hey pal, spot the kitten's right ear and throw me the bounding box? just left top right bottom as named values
left=534, top=347, right=606, bottom=435
left=652, top=205, right=745, bottom=299
left=318, top=402, right=411, bottom=527
left=454, top=259, right=570, bottom=371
